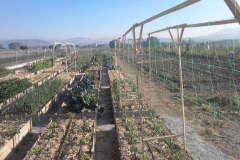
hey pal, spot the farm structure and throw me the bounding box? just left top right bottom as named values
left=0, top=46, right=112, bottom=159
left=0, top=0, right=239, bottom=159
left=109, top=0, right=240, bottom=159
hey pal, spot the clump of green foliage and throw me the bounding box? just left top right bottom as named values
left=30, top=59, right=52, bottom=72
left=0, top=78, right=31, bottom=103
left=4, top=128, right=19, bottom=137
left=64, top=75, right=101, bottom=112
left=32, top=146, right=43, bottom=155
left=81, top=136, right=89, bottom=145
left=6, top=78, right=64, bottom=114
left=0, top=65, right=11, bottom=78
left=113, top=79, right=120, bottom=102
left=60, top=51, right=67, bottom=58
left=78, top=153, right=89, bottom=160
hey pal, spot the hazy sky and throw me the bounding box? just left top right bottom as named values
left=0, top=0, right=239, bottom=41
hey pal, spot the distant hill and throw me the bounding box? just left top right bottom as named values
left=191, top=27, right=240, bottom=41
left=2, top=39, right=51, bottom=47
left=158, top=27, right=240, bottom=42
left=1, top=27, right=239, bottom=47
left=64, top=37, right=116, bottom=45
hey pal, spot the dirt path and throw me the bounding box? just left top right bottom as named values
left=95, top=67, right=120, bottom=160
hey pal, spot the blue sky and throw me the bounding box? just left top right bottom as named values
left=0, top=0, right=239, bottom=41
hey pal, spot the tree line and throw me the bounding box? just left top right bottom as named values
left=108, top=37, right=239, bottom=49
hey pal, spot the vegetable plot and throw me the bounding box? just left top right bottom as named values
left=0, top=66, right=11, bottom=78
left=0, top=120, right=26, bottom=148
left=116, top=112, right=192, bottom=160
left=0, top=78, right=31, bottom=103
left=29, top=59, right=52, bottom=72
left=5, top=78, right=64, bottom=114
left=64, top=76, right=103, bottom=113
left=24, top=118, right=94, bottom=160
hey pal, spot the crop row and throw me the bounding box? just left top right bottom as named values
left=0, top=66, right=12, bottom=78
left=0, top=119, right=27, bottom=149
left=0, top=78, right=32, bottom=103
left=108, top=68, right=191, bottom=159
left=5, top=78, right=64, bottom=114
left=24, top=118, right=94, bottom=160
left=28, top=58, right=53, bottom=72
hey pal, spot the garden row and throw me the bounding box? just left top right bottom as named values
left=0, top=54, right=102, bottom=160
left=24, top=118, right=95, bottom=160
left=0, top=119, right=32, bottom=160
left=0, top=67, right=68, bottom=112
left=107, top=57, right=193, bottom=159
left=120, top=51, right=240, bottom=159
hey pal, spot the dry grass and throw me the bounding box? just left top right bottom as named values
left=208, top=94, right=240, bottom=110
left=201, top=105, right=214, bottom=112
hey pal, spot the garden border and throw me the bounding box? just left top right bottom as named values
left=0, top=119, right=32, bottom=160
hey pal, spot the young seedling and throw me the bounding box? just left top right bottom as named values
left=32, top=146, right=43, bottom=155
left=79, top=153, right=89, bottom=160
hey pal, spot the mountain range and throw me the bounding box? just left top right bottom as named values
left=155, top=27, right=240, bottom=42
left=0, top=27, right=239, bottom=46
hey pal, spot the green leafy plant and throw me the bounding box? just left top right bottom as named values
left=0, top=78, right=31, bottom=103
left=32, top=146, right=43, bottom=155
left=48, top=122, right=59, bottom=129
left=0, top=65, right=11, bottom=78
left=4, top=128, right=19, bottom=137
left=65, top=75, right=101, bottom=112
left=128, top=129, right=135, bottom=144
left=6, top=78, right=64, bottom=114
left=78, top=153, right=89, bottom=160
left=113, top=79, right=120, bottom=102
left=85, top=124, right=92, bottom=132
left=42, top=133, right=56, bottom=139
left=81, top=136, right=89, bottom=145
left=30, top=59, right=52, bottom=72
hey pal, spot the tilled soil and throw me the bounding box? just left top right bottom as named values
left=95, top=67, right=120, bottom=160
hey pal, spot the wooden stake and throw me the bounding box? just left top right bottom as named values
left=168, top=27, right=187, bottom=159
left=132, top=25, right=145, bottom=160
left=148, top=34, right=152, bottom=111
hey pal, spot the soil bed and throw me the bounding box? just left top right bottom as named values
left=24, top=118, right=94, bottom=160
left=0, top=119, right=27, bottom=149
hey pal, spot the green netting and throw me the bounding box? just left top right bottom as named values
left=113, top=26, right=240, bottom=159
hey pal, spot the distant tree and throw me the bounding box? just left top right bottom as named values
left=109, top=40, right=117, bottom=48
left=0, top=43, right=4, bottom=49
left=109, top=40, right=114, bottom=48
left=8, top=42, right=21, bottom=49
left=143, top=36, right=160, bottom=48
left=185, top=39, right=193, bottom=53
left=20, top=45, right=28, bottom=50
left=49, top=45, right=53, bottom=49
